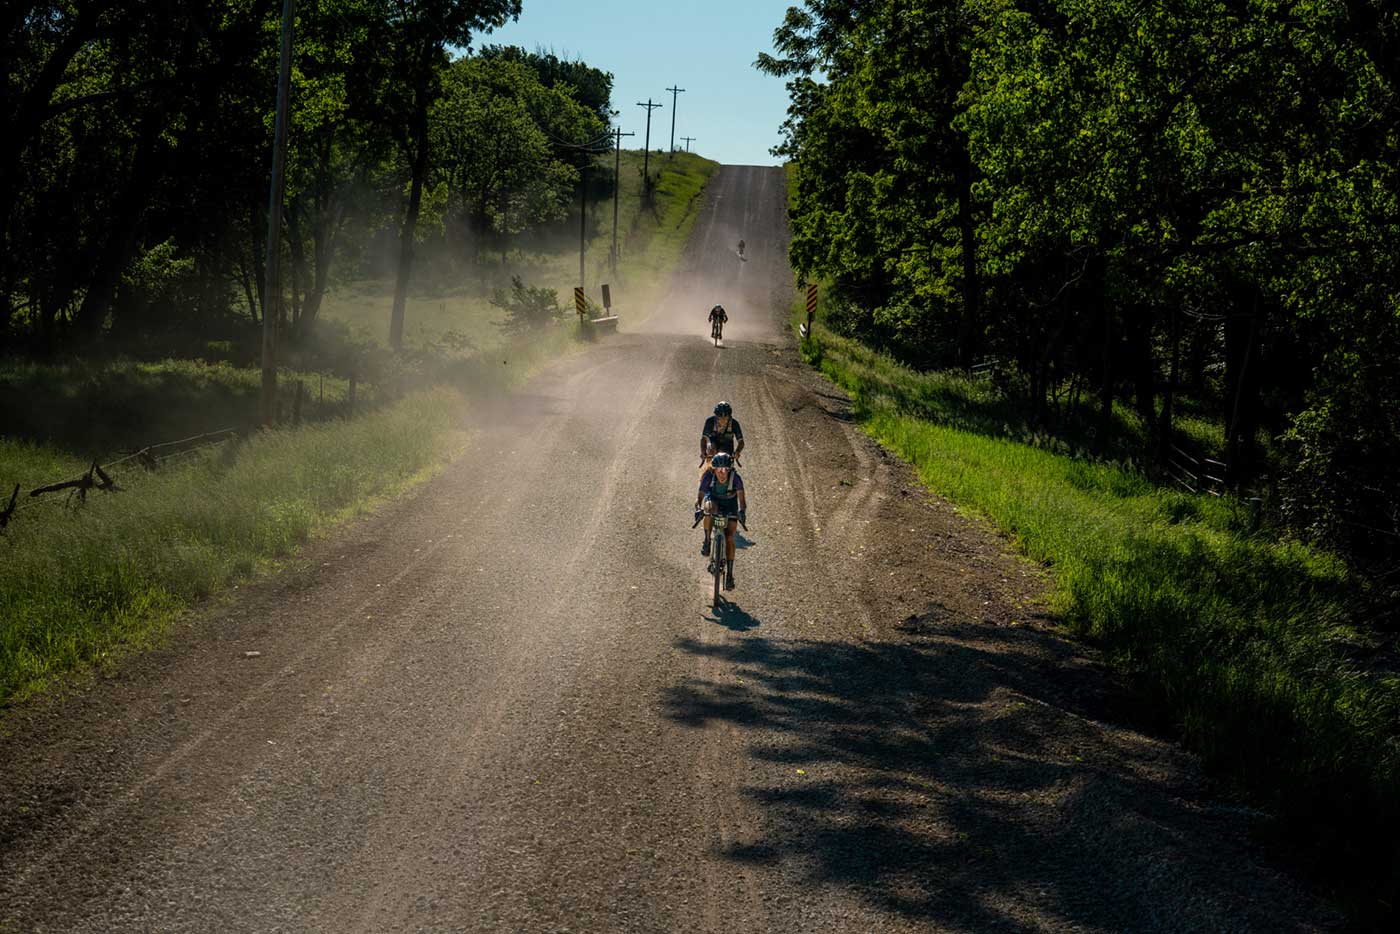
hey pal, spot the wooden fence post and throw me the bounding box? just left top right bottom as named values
left=0, top=484, right=18, bottom=530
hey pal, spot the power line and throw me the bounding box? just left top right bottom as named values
left=680, top=135, right=696, bottom=152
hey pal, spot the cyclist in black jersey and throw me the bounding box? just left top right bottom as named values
left=700, top=401, right=744, bottom=468
left=708, top=304, right=728, bottom=343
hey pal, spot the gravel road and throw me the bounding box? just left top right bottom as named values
left=0, top=166, right=1339, bottom=932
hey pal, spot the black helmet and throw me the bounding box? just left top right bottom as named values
left=714, top=401, right=732, bottom=417
left=711, top=304, right=724, bottom=312
left=710, top=452, right=733, bottom=469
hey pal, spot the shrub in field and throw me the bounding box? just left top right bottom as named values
left=490, top=276, right=563, bottom=333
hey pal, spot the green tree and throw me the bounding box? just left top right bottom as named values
left=431, top=55, right=600, bottom=253
left=362, top=0, right=521, bottom=351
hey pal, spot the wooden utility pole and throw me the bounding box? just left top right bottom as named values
left=680, top=135, right=696, bottom=152
left=612, top=127, right=635, bottom=276
left=637, top=98, right=662, bottom=185
left=260, top=0, right=296, bottom=427
left=665, top=85, right=685, bottom=157
left=579, top=160, right=588, bottom=294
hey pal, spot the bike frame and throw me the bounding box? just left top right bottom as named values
left=694, top=507, right=743, bottom=608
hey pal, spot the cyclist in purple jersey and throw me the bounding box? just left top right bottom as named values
left=695, top=452, right=747, bottom=589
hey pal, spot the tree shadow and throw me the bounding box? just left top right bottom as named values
left=663, top=612, right=1337, bottom=930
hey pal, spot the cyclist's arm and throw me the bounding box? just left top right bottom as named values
left=732, top=421, right=745, bottom=461
left=697, top=470, right=713, bottom=507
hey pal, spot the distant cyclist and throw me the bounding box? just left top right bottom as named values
left=700, top=400, right=744, bottom=467
left=708, top=303, right=728, bottom=342
left=737, top=239, right=746, bottom=257
left=696, top=451, right=747, bottom=589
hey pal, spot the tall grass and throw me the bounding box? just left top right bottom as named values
left=801, top=322, right=1400, bottom=909
left=0, top=389, right=468, bottom=705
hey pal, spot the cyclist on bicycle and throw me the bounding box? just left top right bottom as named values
left=700, top=401, right=744, bottom=467
left=737, top=239, right=746, bottom=257
left=696, top=451, right=746, bottom=589
left=708, top=303, right=728, bottom=340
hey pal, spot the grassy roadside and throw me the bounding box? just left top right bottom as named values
left=796, top=318, right=1400, bottom=911
left=0, top=389, right=468, bottom=706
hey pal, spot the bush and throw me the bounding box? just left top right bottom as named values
left=1279, top=346, right=1400, bottom=602
left=490, top=276, right=563, bottom=333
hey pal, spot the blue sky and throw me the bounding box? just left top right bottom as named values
left=472, top=0, right=797, bottom=166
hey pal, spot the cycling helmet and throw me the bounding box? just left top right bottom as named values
left=710, top=452, right=733, bottom=469
left=714, top=401, right=732, bottom=417
left=711, top=304, right=725, bottom=313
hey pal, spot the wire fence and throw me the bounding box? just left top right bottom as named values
left=1166, top=442, right=1228, bottom=497
left=1, top=373, right=365, bottom=535
left=0, top=427, right=244, bottom=533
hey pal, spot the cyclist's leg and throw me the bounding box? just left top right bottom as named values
left=701, top=498, right=715, bottom=555
left=723, top=515, right=738, bottom=587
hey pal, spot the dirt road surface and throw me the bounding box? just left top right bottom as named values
left=0, top=166, right=1338, bottom=932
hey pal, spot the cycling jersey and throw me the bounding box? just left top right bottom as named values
left=699, top=469, right=744, bottom=505
left=701, top=415, right=743, bottom=455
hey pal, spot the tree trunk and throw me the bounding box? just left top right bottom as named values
left=954, top=142, right=979, bottom=369
left=72, top=121, right=164, bottom=342
left=0, top=8, right=98, bottom=250
left=299, top=199, right=340, bottom=337
left=1225, top=287, right=1263, bottom=486
left=1156, top=308, right=1181, bottom=463
left=248, top=197, right=265, bottom=322
left=389, top=95, right=430, bottom=351
left=237, top=254, right=259, bottom=324
left=288, top=205, right=307, bottom=333
left=1128, top=304, right=1156, bottom=425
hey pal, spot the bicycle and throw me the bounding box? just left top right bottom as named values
left=693, top=506, right=746, bottom=607
left=711, top=317, right=724, bottom=347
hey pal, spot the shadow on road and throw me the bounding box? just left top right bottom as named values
left=664, top=611, right=1332, bottom=930
left=708, top=601, right=761, bottom=632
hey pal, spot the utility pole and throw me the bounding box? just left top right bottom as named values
left=665, top=85, right=685, bottom=158
left=680, top=135, right=696, bottom=153
left=260, top=0, right=295, bottom=427
left=579, top=160, right=588, bottom=294
left=636, top=98, right=662, bottom=188
left=611, top=126, right=635, bottom=276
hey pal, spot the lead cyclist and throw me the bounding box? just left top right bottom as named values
left=695, top=452, right=747, bottom=590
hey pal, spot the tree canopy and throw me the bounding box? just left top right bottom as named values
left=763, top=0, right=1400, bottom=574
left=1, top=2, right=612, bottom=352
